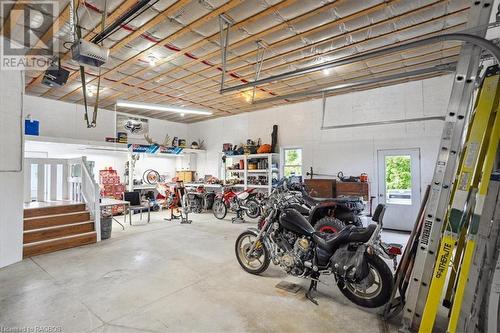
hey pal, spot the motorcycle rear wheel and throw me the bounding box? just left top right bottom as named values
left=235, top=231, right=270, bottom=274
left=336, top=253, right=393, bottom=308
left=245, top=199, right=260, bottom=219
left=213, top=199, right=227, bottom=219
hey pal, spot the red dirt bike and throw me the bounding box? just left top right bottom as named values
left=212, top=187, right=260, bottom=219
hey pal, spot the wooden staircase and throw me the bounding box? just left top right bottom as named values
left=23, top=203, right=97, bottom=258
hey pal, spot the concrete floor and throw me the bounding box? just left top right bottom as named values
left=0, top=211, right=408, bottom=333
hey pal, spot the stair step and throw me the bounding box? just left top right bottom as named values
left=23, top=221, right=95, bottom=244
left=23, top=232, right=97, bottom=258
left=24, top=203, right=87, bottom=218
left=24, top=211, right=91, bottom=230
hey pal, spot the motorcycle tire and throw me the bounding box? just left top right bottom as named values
left=314, top=217, right=346, bottom=234
left=245, top=199, right=261, bottom=219
left=336, top=253, right=393, bottom=308
left=235, top=230, right=270, bottom=275
left=213, top=199, right=227, bottom=219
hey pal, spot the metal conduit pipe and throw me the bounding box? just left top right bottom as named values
left=252, top=63, right=457, bottom=104
left=320, top=116, right=446, bottom=130
left=220, top=33, right=500, bottom=94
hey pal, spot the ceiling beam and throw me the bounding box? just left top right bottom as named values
left=136, top=48, right=460, bottom=122
left=122, top=6, right=466, bottom=110
left=57, top=0, right=240, bottom=101
left=158, top=0, right=400, bottom=91
left=94, top=0, right=339, bottom=105
left=26, top=0, right=139, bottom=90
left=114, top=0, right=442, bottom=106
left=159, top=0, right=453, bottom=97
left=41, top=0, right=191, bottom=96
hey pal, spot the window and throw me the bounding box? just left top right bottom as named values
left=384, top=155, right=412, bottom=205
left=283, top=148, right=302, bottom=177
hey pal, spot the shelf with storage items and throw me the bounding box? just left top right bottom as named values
left=222, top=153, right=280, bottom=194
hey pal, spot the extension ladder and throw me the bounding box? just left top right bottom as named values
left=401, top=2, right=494, bottom=330
left=419, top=65, right=500, bottom=333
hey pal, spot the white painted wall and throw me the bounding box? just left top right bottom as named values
left=22, top=96, right=189, bottom=185
left=190, top=75, right=454, bottom=203
left=25, top=141, right=179, bottom=186
left=23, top=95, right=189, bottom=145
left=23, top=74, right=454, bottom=206
left=0, top=66, right=24, bottom=268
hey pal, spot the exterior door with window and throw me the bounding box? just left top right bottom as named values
left=377, top=149, right=421, bottom=231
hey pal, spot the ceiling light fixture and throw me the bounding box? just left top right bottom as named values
left=116, top=100, right=213, bottom=115
left=322, top=68, right=332, bottom=75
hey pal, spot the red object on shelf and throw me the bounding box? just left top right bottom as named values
left=99, top=168, right=125, bottom=215
left=360, top=173, right=368, bottom=182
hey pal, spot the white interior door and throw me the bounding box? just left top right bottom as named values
left=377, top=149, right=421, bottom=231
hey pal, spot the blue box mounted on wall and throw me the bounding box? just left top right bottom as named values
left=25, top=119, right=40, bottom=136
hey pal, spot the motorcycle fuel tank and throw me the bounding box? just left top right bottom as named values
left=279, top=208, right=315, bottom=236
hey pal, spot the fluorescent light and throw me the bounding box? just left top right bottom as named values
left=322, top=68, right=332, bottom=75
left=116, top=100, right=212, bottom=115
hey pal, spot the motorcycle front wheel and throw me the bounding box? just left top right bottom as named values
left=212, top=199, right=227, bottom=219
left=245, top=199, right=261, bottom=219
left=336, top=253, right=393, bottom=308
left=235, top=231, right=270, bottom=274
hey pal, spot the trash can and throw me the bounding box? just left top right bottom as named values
left=101, top=213, right=112, bottom=240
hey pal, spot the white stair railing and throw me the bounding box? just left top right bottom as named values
left=24, top=158, right=70, bottom=202
left=78, top=157, right=101, bottom=241
left=24, top=156, right=101, bottom=241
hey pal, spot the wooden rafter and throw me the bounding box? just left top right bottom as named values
left=95, top=0, right=344, bottom=105
left=109, top=41, right=461, bottom=123
left=54, top=0, right=239, bottom=101
left=146, top=20, right=466, bottom=123
left=153, top=0, right=448, bottom=98
left=26, top=0, right=139, bottom=90
left=114, top=0, right=404, bottom=106
left=39, top=0, right=191, bottom=96
left=106, top=1, right=464, bottom=114
left=95, top=0, right=298, bottom=106
left=25, top=0, right=474, bottom=124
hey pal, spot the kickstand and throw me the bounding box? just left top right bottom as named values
left=306, top=279, right=319, bottom=305
left=232, top=209, right=245, bottom=224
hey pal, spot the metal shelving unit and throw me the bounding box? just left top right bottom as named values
left=222, top=153, right=280, bottom=194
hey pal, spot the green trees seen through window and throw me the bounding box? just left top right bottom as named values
left=385, top=155, right=411, bottom=190
left=284, top=148, right=302, bottom=177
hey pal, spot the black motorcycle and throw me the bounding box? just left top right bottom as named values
left=258, top=180, right=364, bottom=232
left=235, top=196, right=395, bottom=308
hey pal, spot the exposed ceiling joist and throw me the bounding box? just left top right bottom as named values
left=17, top=0, right=482, bottom=123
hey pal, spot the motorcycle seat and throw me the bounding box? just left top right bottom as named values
left=237, top=191, right=249, bottom=200
left=346, top=224, right=376, bottom=243
left=302, top=193, right=335, bottom=206
left=313, top=225, right=354, bottom=252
